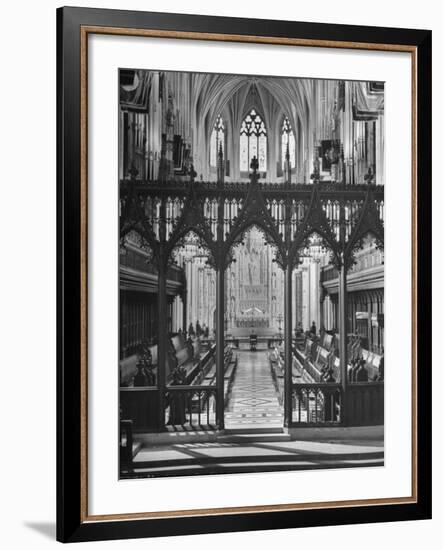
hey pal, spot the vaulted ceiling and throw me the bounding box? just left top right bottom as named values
left=189, top=73, right=312, bottom=140
left=120, top=69, right=383, bottom=181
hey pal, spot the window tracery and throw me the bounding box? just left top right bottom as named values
left=240, top=109, right=267, bottom=172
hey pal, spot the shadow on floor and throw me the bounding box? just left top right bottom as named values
left=24, top=522, right=56, bottom=540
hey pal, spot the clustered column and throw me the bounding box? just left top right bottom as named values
left=215, top=267, right=225, bottom=430
left=338, top=260, right=348, bottom=422
left=283, top=261, right=293, bottom=427
left=338, top=200, right=349, bottom=424
left=215, top=184, right=225, bottom=430
left=156, top=259, right=167, bottom=431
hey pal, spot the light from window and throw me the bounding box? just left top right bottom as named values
left=210, top=115, right=225, bottom=167
left=239, top=109, right=267, bottom=172
left=281, top=117, right=296, bottom=168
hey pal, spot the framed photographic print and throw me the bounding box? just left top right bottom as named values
left=57, top=6, right=432, bottom=543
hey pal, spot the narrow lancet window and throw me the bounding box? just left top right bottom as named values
left=281, top=116, right=295, bottom=168
left=210, top=115, right=225, bottom=167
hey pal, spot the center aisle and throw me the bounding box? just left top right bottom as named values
left=225, top=347, right=283, bottom=430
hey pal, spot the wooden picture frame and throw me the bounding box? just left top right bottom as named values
left=57, top=6, right=432, bottom=543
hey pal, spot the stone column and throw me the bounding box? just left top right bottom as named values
left=215, top=185, right=225, bottom=430
left=284, top=263, right=293, bottom=427
left=181, top=290, right=187, bottom=336
left=309, top=261, right=321, bottom=329
left=157, top=260, right=167, bottom=431
left=215, top=267, right=225, bottom=430
left=338, top=262, right=348, bottom=424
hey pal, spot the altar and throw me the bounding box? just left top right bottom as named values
left=232, top=307, right=274, bottom=336
left=226, top=227, right=283, bottom=337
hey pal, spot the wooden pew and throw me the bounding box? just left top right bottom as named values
left=119, top=343, right=160, bottom=386
left=120, top=339, right=239, bottom=431
left=169, top=334, right=201, bottom=384
left=360, top=349, right=383, bottom=381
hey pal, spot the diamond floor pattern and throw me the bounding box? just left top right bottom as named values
left=225, top=347, right=283, bottom=429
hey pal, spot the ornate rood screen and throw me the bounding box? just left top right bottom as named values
left=119, top=154, right=384, bottom=429
left=120, top=157, right=384, bottom=275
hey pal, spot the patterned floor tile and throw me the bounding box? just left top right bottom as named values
left=225, top=348, right=283, bottom=428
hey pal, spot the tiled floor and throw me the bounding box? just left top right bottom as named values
left=225, top=346, right=283, bottom=429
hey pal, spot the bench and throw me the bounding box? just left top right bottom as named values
left=294, top=331, right=305, bottom=348
left=292, top=335, right=340, bottom=383
left=267, top=336, right=283, bottom=348
left=360, top=349, right=383, bottom=381
left=120, top=340, right=239, bottom=430
left=119, top=343, right=160, bottom=387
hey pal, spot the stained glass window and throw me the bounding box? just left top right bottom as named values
left=239, top=109, right=267, bottom=172
left=281, top=116, right=295, bottom=168
left=210, top=115, right=225, bottom=167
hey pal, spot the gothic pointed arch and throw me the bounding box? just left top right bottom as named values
left=289, top=183, right=339, bottom=264
left=345, top=187, right=385, bottom=267
left=225, top=169, right=285, bottom=262
left=120, top=219, right=159, bottom=261
left=165, top=185, right=216, bottom=262
left=119, top=182, right=160, bottom=259
left=168, top=228, right=216, bottom=271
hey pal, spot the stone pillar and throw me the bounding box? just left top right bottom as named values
left=309, top=261, right=321, bottom=329
left=367, top=297, right=373, bottom=352
left=157, top=261, right=167, bottom=431
left=167, top=294, right=174, bottom=334
left=171, top=296, right=177, bottom=332
left=284, top=263, right=293, bottom=427
left=215, top=267, right=225, bottom=430
left=215, top=182, right=225, bottom=430
left=164, top=94, right=175, bottom=179
left=375, top=115, right=384, bottom=185
left=319, top=290, right=325, bottom=332
left=338, top=262, right=348, bottom=424
left=301, top=266, right=310, bottom=330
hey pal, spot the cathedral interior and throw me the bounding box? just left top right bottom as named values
left=119, top=69, right=385, bottom=478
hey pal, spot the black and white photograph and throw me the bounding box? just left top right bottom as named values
left=0, top=0, right=436, bottom=545
left=118, top=69, right=385, bottom=479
